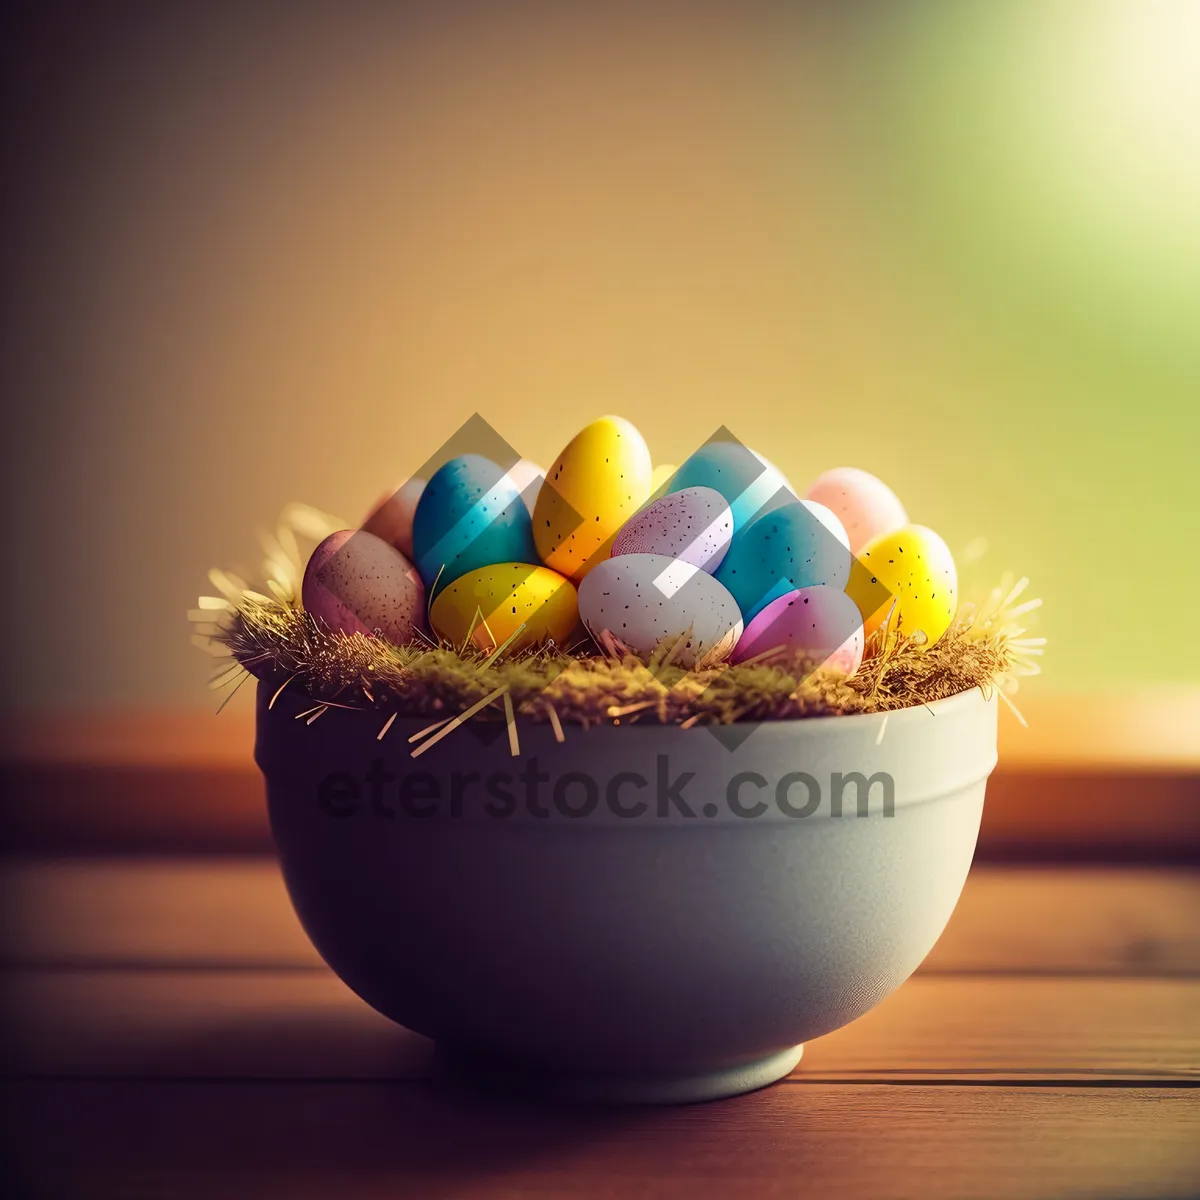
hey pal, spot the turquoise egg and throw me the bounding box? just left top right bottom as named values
left=715, top=500, right=852, bottom=623
left=667, top=442, right=794, bottom=531
left=412, top=455, right=538, bottom=592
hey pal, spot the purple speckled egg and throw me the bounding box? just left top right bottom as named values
left=302, top=529, right=426, bottom=644
left=731, top=584, right=864, bottom=675
left=610, top=486, right=733, bottom=573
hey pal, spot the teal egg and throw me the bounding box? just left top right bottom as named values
left=412, top=455, right=537, bottom=592
left=715, top=500, right=852, bottom=623
left=667, top=442, right=793, bottom=531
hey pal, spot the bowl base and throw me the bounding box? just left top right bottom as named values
left=435, top=1043, right=804, bottom=1105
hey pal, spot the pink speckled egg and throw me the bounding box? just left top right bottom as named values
left=361, top=478, right=425, bottom=559
left=805, top=467, right=907, bottom=555
left=302, top=529, right=426, bottom=644
left=611, top=486, right=733, bottom=573
left=731, top=585, right=864, bottom=675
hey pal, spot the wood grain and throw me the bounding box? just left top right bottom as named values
left=5, top=861, right=1199, bottom=976
left=1, top=858, right=1197, bottom=1199
left=4, top=968, right=1196, bottom=1084
left=2, top=691, right=1198, bottom=857
left=4, top=1081, right=1197, bottom=1200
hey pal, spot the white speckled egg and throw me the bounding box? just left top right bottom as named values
left=578, top=552, right=743, bottom=668
left=302, top=530, right=426, bottom=644
left=611, top=487, right=733, bottom=573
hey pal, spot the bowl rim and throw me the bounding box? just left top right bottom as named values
left=259, top=683, right=998, bottom=828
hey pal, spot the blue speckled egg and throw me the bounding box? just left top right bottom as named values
left=666, top=442, right=794, bottom=531
left=411, top=455, right=538, bottom=592
left=715, top=500, right=851, bottom=623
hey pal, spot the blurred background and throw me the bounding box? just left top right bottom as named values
left=2, top=0, right=1198, bottom=712
left=0, top=19, right=1196, bottom=1190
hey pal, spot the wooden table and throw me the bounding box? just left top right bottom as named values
left=2, top=860, right=1198, bottom=1198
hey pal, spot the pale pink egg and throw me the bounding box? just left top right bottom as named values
left=361, top=478, right=425, bottom=559
left=805, top=467, right=907, bottom=555
left=611, top=486, right=733, bottom=572
left=302, top=529, right=426, bottom=644
left=731, top=585, right=864, bottom=675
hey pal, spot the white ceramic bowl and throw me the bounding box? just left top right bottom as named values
left=257, top=683, right=997, bottom=1103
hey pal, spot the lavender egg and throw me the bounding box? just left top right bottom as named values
left=611, top=486, right=733, bottom=573
left=302, top=529, right=426, bottom=645
left=731, top=585, right=864, bottom=675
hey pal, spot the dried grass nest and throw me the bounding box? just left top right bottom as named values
left=191, top=504, right=1044, bottom=735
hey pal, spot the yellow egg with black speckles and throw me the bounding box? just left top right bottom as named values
left=846, top=524, right=958, bottom=648
left=533, top=416, right=652, bottom=582
left=429, top=563, right=578, bottom=654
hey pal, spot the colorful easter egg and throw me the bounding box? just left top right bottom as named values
left=578, top=552, right=743, bottom=668
left=361, top=477, right=425, bottom=559
left=533, top=416, right=652, bottom=582
left=302, top=530, right=426, bottom=644
left=731, top=585, right=864, bottom=675
left=668, top=442, right=794, bottom=531
left=611, top=486, right=733, bottom=573
left=507, top=459, right=544, bottom=514
left=846, top=524, right=958, bottom=647
left=412, top=455, right=537, bottom=593
left=805, top=467, right=908, bottom=555
left=715, top=500, right=852, bottom=623
left=429, top=563, right=578, bottom=653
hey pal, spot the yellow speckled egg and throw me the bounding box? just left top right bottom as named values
left=846, top=524, right=958, bottom=648
left=533, top=416, right=652, bottom=582
left=429, top=563, right=578, bottom=653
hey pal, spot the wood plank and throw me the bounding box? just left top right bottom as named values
left=5, top=861, right=1199, bottom=976
left=0, top=762, right=270, bottom=853
left=3, top=968, right=1196, bottom=1083
left=980, top=770, right=1200, bottom=861
left=4, top=1080, right=1197, bottom=1200
left=924, top=866, right=1200, bottom=976
left=0, top=858, right=313, bottom=969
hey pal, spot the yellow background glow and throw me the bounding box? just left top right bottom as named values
left=1, top=3, right=1195, bottom=710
